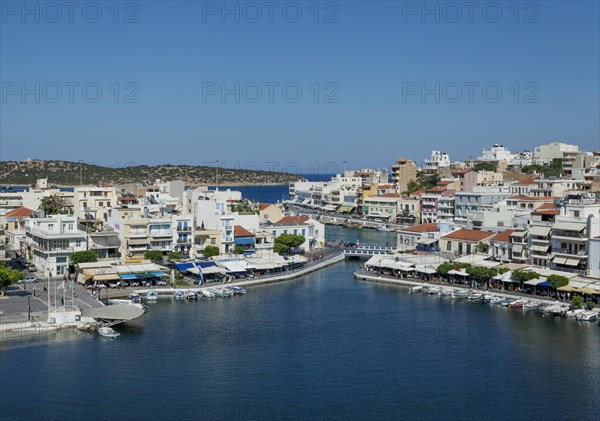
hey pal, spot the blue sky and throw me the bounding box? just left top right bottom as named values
left=1, top=1, right=598, bottom=174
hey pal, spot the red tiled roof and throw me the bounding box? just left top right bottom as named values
left=437, top=180, right=453, bottom=185
left=410, top=189, right=425, bottom=196
left=424, top=187, right=447, bottom=193
left=532, top=203, right=560, bottom=215
left=258, top=203, right=272, bottom=211
left=379, top=193, right=401, bottom=198
left=401, top=223, right=438, bottom=233
left=377, top=184, right=394, bottom=189
left=276, top=216, right=309, bottom=225
left=5, top=207, right=36, bottom=218
left=514, top=178, right=535, bottom=185
left=443, top=229, right=496, bottom=242
left=491, top=229, right=514, bottom=243
left=234, top=225, right=254, bottom=237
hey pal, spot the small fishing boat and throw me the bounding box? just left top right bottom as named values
left=451, top=289, right=469, bottom=299
left=173, top=291, right=184, bottom=301
left=576, top=311, right=597, bottom=322
left=467, top=293, right=483, bottom=301
left=146, top=290, right=159, bottom=301
left=184, top=291, right=198, bottom=300
left=481, top=294, right=492, bottom=304
left=97, top=326, right=120, bottom=339
left=508, top=300, right=524, bottom=309
left=129, top=293, right=142, bottom=304
left=500, top=299, right=513, bottom=307
left=523, top=301, right=539, bottom=311
left=226, top=286, right=246, bottom=295
left=490, top=296, right=503, bottom=305
left=201, top=289, right=216, bottom=299
left=427, top=286, right=442, bottom=295
left=410, top=285, right=424, bottom=293
left=439, top=288, right=454, bottom=296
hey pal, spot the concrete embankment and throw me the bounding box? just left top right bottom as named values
left=132, top=254, right=346, bottom=296
left=354, top=271, right=561, bottom=305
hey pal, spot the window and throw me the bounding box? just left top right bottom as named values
left=99, top=202, right=103, bottom=207
left=76, top=240, right=81, bottom=247
left=302, top=229, right=305, bottom=236
left=573, top=210, right=580, bottom=217
left=210, top=238, right=216, bottom=245
left=447, top=241, right=451, bottom=251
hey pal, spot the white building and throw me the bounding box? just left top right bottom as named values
left=479, top=144, right=515, bottom=162
left=423, top=150, right=451, bottom=172
left=25, top=215, right=87, bottom=276
left=534, top=142, right=579, bottom=164
left=264, top=216, right=325, bottom=252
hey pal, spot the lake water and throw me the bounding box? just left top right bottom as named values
left=1, top=259, right=598, bottom=421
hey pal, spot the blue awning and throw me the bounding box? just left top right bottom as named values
left=149, top=272, right=167, bottom=277
left=120, top=273, right=139, bottom=280
left=234, top=237, right=255, bottom=245
left=196, top=261, right=217, bottom=268
left=538, top=281, right=551, bottom=287
left=175, top=262, right=195, bottom=272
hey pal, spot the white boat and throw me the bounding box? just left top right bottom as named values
left=576, top=311, right=597, bottom=322
left=490, top=296, right=503, bottom=305
left=214, top=287, right=233, bottom=298
left=410, top=285, right=424, bottom=293
left=173, top=291, right=184, bottom=300
left=146, top=290, right=159, bottom=301
left=467, top=293, right=483, bottom=301
left=565, top=309, right=585, bottom=318
left=481, top=294, right=493, bottom=304
left=376, top=225, right=391, bottom=232
left=427, top=286, right=442, bottom=295
left=201, top=289, right=216, bottom=299
left=439, top=288, right=454, bottom=296
left=184, top=291, right=198, bottom=300
left=226, top=286, right=246, bottom=295
left=523, top=301, right=539, bottom=311
left=107, top=298, right=146, bottom=310
left=451, top=289, right=469, bottom=299
left=129, top=293, right=142, bottom=304
left=97, top=326, right=120, bottom=339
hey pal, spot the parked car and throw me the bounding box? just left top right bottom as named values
left=156, top=280, right=167, bottom=286
left=27, top=263, right=37, bottom=272
left=19, top=276, right=37, bottom=284
left=130, top=281, right=140, bottom=287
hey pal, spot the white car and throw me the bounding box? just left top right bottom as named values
left=19, top=276, right=37, bottom=284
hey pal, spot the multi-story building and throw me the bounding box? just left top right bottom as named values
left=454, top=191, right=512, bottom=227
left=263, top=216, right=325, bottom=252
left=451, top=169, right=478, bottom=192
left=362, top=194, right=402, bottom=221
left=437, top=191, right=455, bottom=223
left=527, top=203, right=558, bottom=268
left=73, top=185, right=118, bottom=231
left=396, top=196, right=421, bottom=225
left=25, top=214, right=87, bottom=276
left=509, top=179, right=535, bottom=196
left=423, top=150, right=451, bottom=173
left=440, top=229, right=496, bottom=258
left=396, top=223, right=440, bottom=252
left=533, top=142, right=578, bottom=165
left=147, top=218, right=173, bottom=255
left=479, top=144, right=515, bottom=162
left=391, top=157, right=417, bottom=193
left=489, top=229, right=514, bottom=263
left=173, top=215, right=193, bottom=258
left=2, top=207, right=37, bottom=255
left=420, top=188, right=455, bottom=224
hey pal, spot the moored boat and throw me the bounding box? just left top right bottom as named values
left=451, top=289, right=469, bottom=299
left=490, top=296, right=503, bottom=305
left=481, top=294, right=492, bottom=304
left=509, top=300, right=524, bottom=309
left=97, top=326, right=120, bottom=339
left=146, top=290, right=159, bottom=301
left=467, top=293, right=483, bottom=301
left=410, top=285, right=424, bottom=293
left=576, top=311, right=597, bottom=322
left=173, top=291, right=184, bottom=300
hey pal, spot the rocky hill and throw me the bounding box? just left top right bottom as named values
left=0, top=160, right=304, bottom=186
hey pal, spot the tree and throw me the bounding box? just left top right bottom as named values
left=511, top=270, right=539, bottom=289
left=547, top=274, right=568, bottom=289
left=0, top=264, right=24, bottom=295
left=570, top=295, right=584, bottom=309
left=144, top=250, right=163, bottom=262
left=274, top=243, right=289, bottom=254
left=167, top=252, right=181, bottom=261
left=587, top=301, right=596, bottom=310
left=40, top=194, right=69, bottom=215
left=466, top=266, right=497, bottom=283
left=70, top=250, right=98, bottom=264
left=474, top=162, right=497, bottom=172
left=477, top=242, right=489, bottom=253
left=232, top=246, right=246, bottom=255
left=436, top=262, right=471, bottom=276
left=402, top=180, right=420, bottom=195
left=203, top=246, right=220, bottom=258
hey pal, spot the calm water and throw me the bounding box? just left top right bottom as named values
left=1, top=260, right=599, bottom=421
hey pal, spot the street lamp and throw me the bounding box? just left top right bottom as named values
left=215, top=160, right=220, bottom=190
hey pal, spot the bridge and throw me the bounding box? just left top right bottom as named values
left=343, top=246, right=396, bottom=258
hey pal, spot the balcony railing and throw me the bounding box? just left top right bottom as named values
left=552, top=248, right=587, bottom=256
left=176, top=226, right=192, bottom=232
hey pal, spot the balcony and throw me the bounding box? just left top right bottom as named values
left=128, top=231, right=147, bottom=238
left=176, top=226, right=192, bottom=233
left=150, top=231, right=172, bottom=238
left=177, top=239, right=191, bottom=244
left=552, top=248, right=587, bottom=257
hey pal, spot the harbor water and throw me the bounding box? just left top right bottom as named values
left=1, top=259, right=599, bottom=421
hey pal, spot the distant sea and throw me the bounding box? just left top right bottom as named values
left=210, top=173, right=331, bottom=204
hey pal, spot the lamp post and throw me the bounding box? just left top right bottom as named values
left=215, top=160, right=220, bottom=190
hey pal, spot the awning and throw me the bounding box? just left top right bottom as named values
left=553, top=221, right=586, bottom=231
left=322, top=204, right=337, bottom=211
left=338, top=205, right=355, bottom=213
left=416, top=265, right=437, bottom=274
left=529, top=226, right=550, bottom=237
left=148, top=272, right=167, bottom=277
left=128, top=239, right=150, bottom=245
left=557, top=285, right=578, bottom=292
left=448, top=269, right=469, bottom=276
left=196, top=261, right=217, bottom=268
left=578, top=287, right=599, bottom=295
left=175, top=262, right=195, bottom=272
left=564, top=258, right=582, bottom=267
left=220, top=261, right=247, bottom=273
left=234, top=237, right=255, bottom=245
left=93, top=274, right=121, bottom=281
left=202, top=266, right=227, bottom=275
left=525, top=278, right=544, bottom=286
left=416, top=238, right=438, bottom=245
left=120, top=273, right=140, bottom=280
left=530, top=245, right=548, bottom=252
left=511, top=231, right=527, bottom=237
left=552, top=257, right=567, bottom=265
left=537, top=281, right=551, bottom=287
